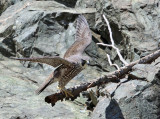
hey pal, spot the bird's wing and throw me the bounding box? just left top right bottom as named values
left=64, top=15, right=92, bottom=59
left=11, top=56, right=73, bottom=67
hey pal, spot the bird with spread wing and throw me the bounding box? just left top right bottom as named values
left=12, top=15, right=92, bottom=97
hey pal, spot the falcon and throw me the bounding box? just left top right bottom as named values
left=12, top=15, right=92, bottom=97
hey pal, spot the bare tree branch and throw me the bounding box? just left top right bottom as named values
left=107, top=54, right=120, bottom=70
left=97, top=14, right=128, bottom=66
left=45, top=49, right=160, bottom=106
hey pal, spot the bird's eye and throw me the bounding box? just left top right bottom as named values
left=81, top=60, right=86, bottom=66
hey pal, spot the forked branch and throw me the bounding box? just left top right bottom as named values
left=97, top=14, right=128, bottom=66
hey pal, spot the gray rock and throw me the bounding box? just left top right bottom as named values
left=119, top=83, right=160, bottom=119
left=95, top=0, right=160, bottom=63
left=114, top=80, right=149, bottom=102
left=92, top=63, right=160, bottom=119
left=129, top=64, right=159, bottom=82
left=0, top=60, right=90, bottom=119
left=0, top=0, right=160, bottom=119
left=99, top=82, right=120, bottom=96
left=91, top=97, right=110, bottom=119
left=0, top=0, right=101, bottom=73
left=0, top=1, right=98, bottom=119
left=0, top=0, right=23, bottom=14
left=91, top=97, right=125, bottom=119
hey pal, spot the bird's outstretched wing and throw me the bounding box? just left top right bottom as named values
left=64, top=15, right=92, bottom=59
left=11, top=56, right=73, bottom=67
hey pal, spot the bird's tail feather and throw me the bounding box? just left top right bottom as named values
left=35, top=73, right=55, bottom=95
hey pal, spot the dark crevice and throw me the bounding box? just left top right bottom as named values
left=55, top=13, right=77, bottom=29
left=33, top=47, right=52, bottom=56
left=0, top=47, right=15, bottom=57
left=105, top=99, right=125, bottom=119
left=54, top=0, right=78, bottom=7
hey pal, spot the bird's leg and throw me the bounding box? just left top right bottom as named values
left=61, top=88, right=74, bottom=97
left=57, top=86, right=74, bottom=97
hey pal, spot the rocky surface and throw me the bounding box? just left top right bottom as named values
left=0, top=0, right=22, bottom=14
left=91, top=61, right=160, bottom=119
left=95, top=0, right=160, bottom=63
left=0, top=60, right=90, bottom=119
left=0, top=0, right=160, bottom=119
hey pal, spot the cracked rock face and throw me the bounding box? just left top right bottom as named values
left=95, top=0, right=160, bottom=64
left=0, top=0, right=160, bottom=119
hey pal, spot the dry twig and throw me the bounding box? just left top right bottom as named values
left=97, top=14, right=128, bottom=67
left=107, top=54, right=120, bottom=70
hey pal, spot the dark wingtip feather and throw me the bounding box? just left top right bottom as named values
left=10, top=57, right=19, bottom=60
left=35, top=78, right=53, bottom=95
left=10, top=57, right=30, bottom=61
left=35, top=83, right=49, bottom=95
left=35, top=89, right=42, bottom=95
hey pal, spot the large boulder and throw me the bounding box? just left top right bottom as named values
left=92, top=62, right=160, bottom=119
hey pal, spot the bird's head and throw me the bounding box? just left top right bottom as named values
left=80, top=59, right=89, bottom=68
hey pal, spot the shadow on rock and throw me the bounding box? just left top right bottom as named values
left=105, top=99, right=124, bottom=119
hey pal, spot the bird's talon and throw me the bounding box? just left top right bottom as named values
left=60, top=88, right=74, bottom=97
